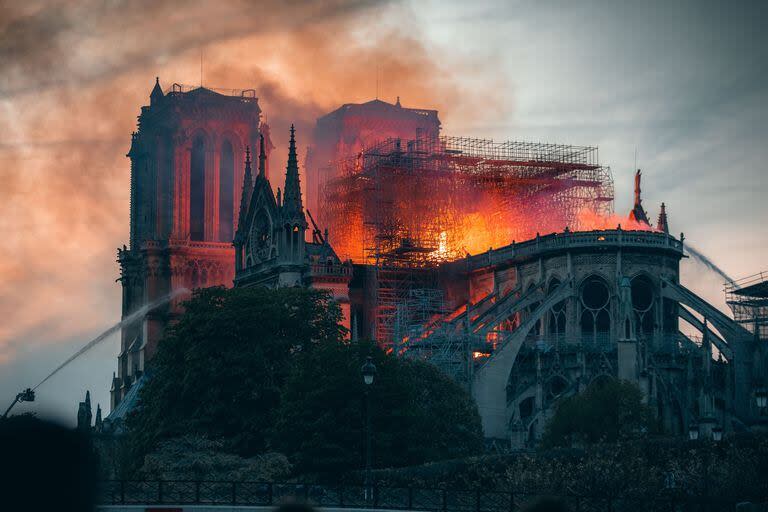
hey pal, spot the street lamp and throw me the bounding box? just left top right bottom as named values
left=362, top=357, right=376, bottom=385
left=755, top=388, right=768, bottom=413
left=2, top=388, right=35, bottom=418
left=688, top=425, right=700, bottom=441
left=712, top=426, right=723, bottom=442
left=361, top=356, right=376, bottom=502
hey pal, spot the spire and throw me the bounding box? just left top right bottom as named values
left=657, top=202, right=669, bottom=233
left=95, top=404, right=103, bottom=430
left=237, top=147, right=253, bottom=229
left=395, top=95, right=401, bottom=107
left=150, top=76, right=164, bottom=106
left=628, top=169, right=650, bottom=225
left=258, top=133, right=267, bottom=179
left=282, top=124, right=304, bottom=219
left=77, top=391, right=93, bottom=431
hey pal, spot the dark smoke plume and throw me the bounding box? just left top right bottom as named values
left=0, top=0, right=511, bottom=364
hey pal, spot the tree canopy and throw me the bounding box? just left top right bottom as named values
left=127, top=286, right=346, bottom=461
left=541, top=378, right=654, bottom=449
left=272, top=339, right=484, bottom=475
left=126, top=285, right=483, bottom=477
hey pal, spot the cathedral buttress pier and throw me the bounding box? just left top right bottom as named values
left=113, top=80, right=267, bottom=410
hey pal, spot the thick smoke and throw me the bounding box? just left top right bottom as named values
left=0, top=1, right=511, bottom=364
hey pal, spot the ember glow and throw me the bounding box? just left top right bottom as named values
left=577, top=208, right=658, bottom=232
left=321, top=136, right=615, bottom=264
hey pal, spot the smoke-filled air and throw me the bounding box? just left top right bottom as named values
left=0, top=0, right=510, bottom=366
left=2, top=1, right=767, bottom=424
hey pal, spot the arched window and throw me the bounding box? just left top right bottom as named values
left=292, top=225, right=300, bottom=259
left=219, top=140, right=235, bottom=242
left=631, top=275, right=656, bottom=336
left=548, top=375, right=569, bottom=398
left=190, top=136, right=206, bottom=241
left=580, top=276, right=611, bottom=344
left=548, top=278, right=566, bottom=336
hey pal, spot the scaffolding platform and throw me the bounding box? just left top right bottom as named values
left=726, top=271, right=768, bottom=339
left=320, top=134, right=614, bottom=345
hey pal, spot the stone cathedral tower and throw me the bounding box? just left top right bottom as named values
left=112, top=80, right=268, bottom=410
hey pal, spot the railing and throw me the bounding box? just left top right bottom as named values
left=503, top=333, right=693, bottom=354
left=166, top=83, right=258, bottom=100
left=310, top=263, right=353, bottom=277
left=462, top=230, right=683, bottom=272
left=724, top=270, right=768, bottom=294
left=138, top=239, right=234, bottom=251
left=98, top=480, right=764, bottom=511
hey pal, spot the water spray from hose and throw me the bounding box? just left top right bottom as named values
left=32, top=288, right=190, bottom=391
left=684, top=244, right=733, bottom=284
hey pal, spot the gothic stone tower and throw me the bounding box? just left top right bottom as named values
left=234, top=126, right=353, bottom=330
left=113, top=80, right=265, bottom=410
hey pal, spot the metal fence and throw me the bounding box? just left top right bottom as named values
left=98, top=481, right=764, bottom=511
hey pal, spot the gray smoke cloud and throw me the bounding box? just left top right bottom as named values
left=0, top=0, right=512, bottom=420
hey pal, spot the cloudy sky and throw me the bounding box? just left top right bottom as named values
left=1, top=0, right=766, bottom=423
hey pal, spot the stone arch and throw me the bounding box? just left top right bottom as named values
left=291, top=224, right=301, bottom=259
left=630, top=273, right=657, bottom=337
left=579, top=274, right=612, bottom=344
left=589, top=373, right=614, bottom=388
left=547, top=276, right=567, bottom=336
left=547, top=374, right=570, bottom=399
left=218, top=138, right=235, bottom=242
left=189, top=132, right=210, bottom=241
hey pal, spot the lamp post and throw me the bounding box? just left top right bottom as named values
left=2, top=388, right=35, bottom=419
left=361, top=356, right=376, bottom=503
left=711, top=425, right=723, bottom=442
left=756, top=388, right=768, bottom=415
left=688, top=424, right=700, bottom=441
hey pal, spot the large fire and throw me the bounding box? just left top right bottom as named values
left=576, top=208, right=658, bottom=232
left=320, top=136, right=617, bottom=264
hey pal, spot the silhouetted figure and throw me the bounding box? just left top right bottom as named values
left=0, top=415, right=97, bottom=511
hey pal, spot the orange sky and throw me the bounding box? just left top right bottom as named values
left=0, top=1, right=511, bottom=370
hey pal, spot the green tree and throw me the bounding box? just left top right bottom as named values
left=126, top=286, right=345, bottom=462
left=541, top=379, right=653, bottom=449
left=271, top=340, right=484, bottom=476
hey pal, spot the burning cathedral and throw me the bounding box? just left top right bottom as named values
left=97, top=79, right=768, bottom=448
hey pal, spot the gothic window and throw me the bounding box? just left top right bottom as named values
left=219, top=140, right=235, bottom=242
left=631, top=275, right=656, bottom=337
left=248, top=209, right=272, bottom=263
left=580, top=276, right=611, bottom=344
left=156, top=139, right=171, bottom=238
left=548, top=375, right=569, bottom=398
left=190, top=136, right=206, bottom=241
left=547, top=278, right=566, bottom=336
left=292, top=225, right=300, bottom=259
left=519, top=396, right=534, bottom=420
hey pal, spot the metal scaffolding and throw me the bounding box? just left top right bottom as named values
left=320, top=134, right=614, bottom=346
left=726, top=271, right=768, bottom=340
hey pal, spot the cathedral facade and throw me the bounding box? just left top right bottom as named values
left=232, top=126, right=352, bottom=326
left=106, top=81, right=766, bottom=448
left=113, top=81, right=268, bottom=409
left=112, top=81, right=352, bottom=412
